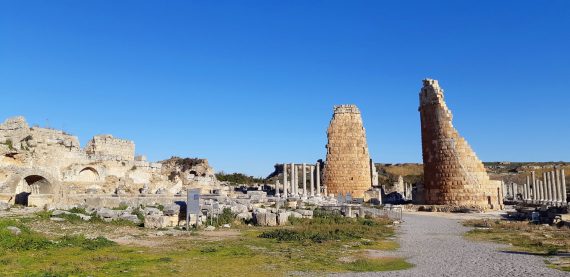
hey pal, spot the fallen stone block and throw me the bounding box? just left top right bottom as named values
left=163, top=204, right=180, bottom=216
left=295, top=209, right=314, bottom=218
left=0, top=201, right=9, bottom=211
left=290, top=212, right=303, bottom=219
left=96, top=208, right=117, bottom=219
left=6, top=226, right=21, bottom=236
left=120, top=214, right=141, bottom=224
left=144, top=215, right=166, bottom=229
left=255, top=212, right=277, bottom=227
left=237, top=212, right=253, bottom=221
left=277, top=212, right=290, bottom=226
left=52, top=210, right=71, bottom=216
left=144, top=207, right=162, bottom=216
left=73, top=213, right=92, bottom=221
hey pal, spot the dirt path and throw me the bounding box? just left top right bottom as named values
left=338, top=212, right=566, bottom=277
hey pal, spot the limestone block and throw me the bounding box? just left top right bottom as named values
left=295, top=209, right=313, bottom=218
left=277, top=212, right=290, bottom=225
left=144, top=215, right=167, bottom=229
left=236, top=212, right=252, bottom=221
left=144, top=207, right=162, bottom=216
left=254, top=212, right=277, bottom=227
left=6, top=226, right=21, bottom=236
left=163, top=204, right=181, bottom=216
left=118, top=213, right=140, bottom=224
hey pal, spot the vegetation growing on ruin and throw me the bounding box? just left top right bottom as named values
left=260, top=212, right=395, bottom=245
left=464, top=219, right=570, bottom=271
left=1, top=139, right=15, bottom=150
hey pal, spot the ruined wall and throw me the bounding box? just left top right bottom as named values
left=418, top=79, right=502, bottom=210
left=323, top=105, right=372, bottom=198
left=85, top=135, right=135, bottom=161
left=0, top=116, right=218, bottom=207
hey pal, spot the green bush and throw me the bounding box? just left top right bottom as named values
left=206, top=208, right=235, bottom=227
left=260, top=213, right=393, bottom=243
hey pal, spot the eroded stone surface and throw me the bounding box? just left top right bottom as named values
left=418, top=79, right=502, bottom=210
left=323, top=105, right=372, bottom=198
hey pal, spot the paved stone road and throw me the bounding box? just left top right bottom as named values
left=337, top=213, right=567, bottom=277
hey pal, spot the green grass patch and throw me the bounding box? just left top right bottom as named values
left=0, top=213, right=411, bottom=276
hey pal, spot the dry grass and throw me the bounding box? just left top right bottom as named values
left=464, top=219, right=570, bottom=272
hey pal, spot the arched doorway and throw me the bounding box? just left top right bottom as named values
left=14, top=175, right=52, bottom=206
left=77, top=167, right=99, bottom=182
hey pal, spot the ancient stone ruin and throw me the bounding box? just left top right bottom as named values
left=323, top=105, right=372, bottom=198
left=0, top=116, right=220, bottom=208
left=417, top=79, right=502, bottom=210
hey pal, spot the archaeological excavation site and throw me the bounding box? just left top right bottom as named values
left=1, top=79, right=568, bottom=276
left=2, top=2, right=569, bottom=275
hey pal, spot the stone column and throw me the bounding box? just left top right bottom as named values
left=316, top=162, right=321, bottom=197
left=548, top=171, right=554, bottom=204
left=530, top=171, right=536, bottom=203
left=523, top=176, right=530, bottom=202
left=302, top=163, right=307, bottom=198
left=309, top=165, right=315, bottom=197
left=513, top=183, right=519, bottom=200
left=290, top=163, right=295, bottom=196
left=552, top=171, right=558, bottom=204
left=560, top=168, right=567, bottom=206
left=554, top=168, right=562, bottom=206
left=282, top=164, right=288, bottom=198
left=542, top=172, right=547, bottom=203
left=546, top=172, right=552, bottom=204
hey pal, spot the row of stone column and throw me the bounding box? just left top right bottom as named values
left=518, top=169, right=567, bottom=206
left=277, top=163, right=322, bottom=199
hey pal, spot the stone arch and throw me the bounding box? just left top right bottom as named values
left=4, top=169, right=59, bottom=206
left=77, top=167, right=100, bottom=182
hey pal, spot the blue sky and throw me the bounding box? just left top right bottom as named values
left=1, top=1, right=569, bottom=177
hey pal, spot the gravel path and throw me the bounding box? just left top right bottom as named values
left=337, top=213, right=567, bottom=277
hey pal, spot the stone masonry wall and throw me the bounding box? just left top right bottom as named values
left=85, top=135, right=135, bottom=161
left=418, top=79, right=502, bottom=210
left=323, top=105, right=372, bottom=198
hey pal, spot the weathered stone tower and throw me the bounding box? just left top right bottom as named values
left=418, top=79, right=502, bottom=210
left=323, top=105, right=372, bottom=198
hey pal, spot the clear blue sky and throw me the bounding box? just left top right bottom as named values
left=1, top=1, right=569, bottom=177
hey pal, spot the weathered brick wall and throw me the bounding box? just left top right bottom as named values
left=418, top=79, right=502, bottom=210
left=85, top=135, right=135, bottom=161
left=323, top=105, right=372, bottom=198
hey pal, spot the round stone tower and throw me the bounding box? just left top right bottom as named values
left=418, top=79, right=502, bottom=210
left=323, top=105, right=372, bottom=198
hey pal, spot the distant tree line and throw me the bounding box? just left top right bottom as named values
left=215, top=172, right=266, bottom=185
